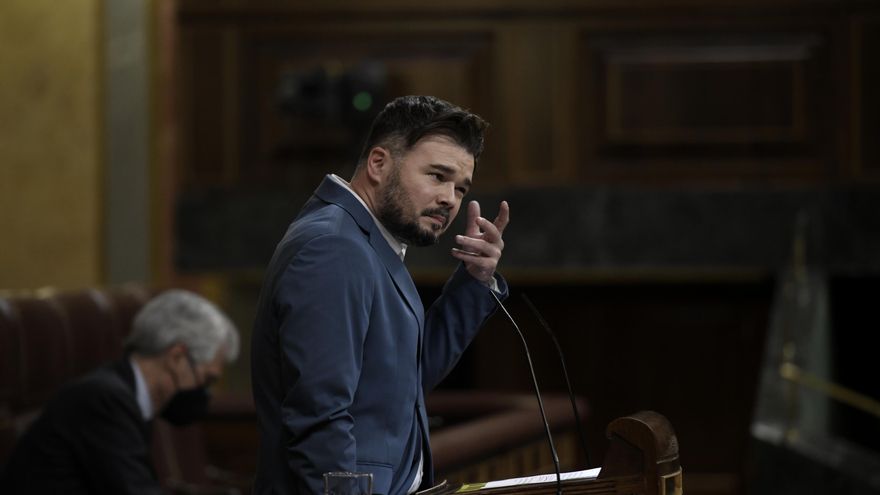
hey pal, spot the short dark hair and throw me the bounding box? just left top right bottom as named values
left=356, top=95, right=489, bottom=166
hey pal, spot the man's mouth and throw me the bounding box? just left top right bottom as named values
left=423, top=210, right=450, bottom=228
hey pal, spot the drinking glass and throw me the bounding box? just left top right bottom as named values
left=323, top=471, right=373, bottom=495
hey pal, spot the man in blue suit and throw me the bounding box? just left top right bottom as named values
left=251, top=95, right=510, bottom=494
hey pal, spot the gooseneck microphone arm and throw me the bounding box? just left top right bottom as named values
left=520, top=293, right=593, bottom=468
left=489, top=290, right=562, bottom=495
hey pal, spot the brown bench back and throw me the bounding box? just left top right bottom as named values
left=0, top=285, right=152, bottom=465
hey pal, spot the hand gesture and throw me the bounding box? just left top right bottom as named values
left=451, top=200, right=510, bottom=285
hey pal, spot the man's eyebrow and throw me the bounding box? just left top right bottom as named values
left=429, top=164, right=472, bottom=189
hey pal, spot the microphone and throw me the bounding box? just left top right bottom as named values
left=520, top=293, right=592, bottom=468
left=489, top=290, right=562, bottom=495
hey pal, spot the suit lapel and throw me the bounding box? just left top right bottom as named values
left=369, top=234, right=425, bottom=332
left=314, top=176, right=425, bottom=330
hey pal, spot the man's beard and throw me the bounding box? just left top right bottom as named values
left=376, top=167, right=450, bottom=247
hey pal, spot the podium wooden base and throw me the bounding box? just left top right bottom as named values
left=421, top=411, right=681, bottom=495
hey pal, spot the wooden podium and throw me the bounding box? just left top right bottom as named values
left=424, top=411, right=681, bottom=495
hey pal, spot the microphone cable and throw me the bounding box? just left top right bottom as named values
left=489, top=290, right=562, bottom=495
left=520, top=293, right=593, bottom=468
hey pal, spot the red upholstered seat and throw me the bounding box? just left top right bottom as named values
left=0, top=298, right=24, bottom=463
left=12, top=297, right=73, bottom=410
left=0, top=299, right=23, bottom=412
left=105, top=284, right=153, bottom=342
left=54, top=289, right=123, bottom=376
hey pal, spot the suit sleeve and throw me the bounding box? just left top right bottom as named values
left=421, top=264, right=508, bottom=391
left=73, top=384, right=162, bottom=495
left=273, top=234, right=375, bottom=494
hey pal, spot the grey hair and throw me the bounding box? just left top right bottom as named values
left=124, top=289, right=240, bottom=364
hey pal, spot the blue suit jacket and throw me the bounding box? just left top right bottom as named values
left=251, top=176, right=506, bottom=494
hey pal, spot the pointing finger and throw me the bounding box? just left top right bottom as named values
left=493, top=201, right=510, bottom=235
left=465, top=200, right=481, bottom=237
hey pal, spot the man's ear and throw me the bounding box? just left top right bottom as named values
left=364, top=146, right=393, bottom=185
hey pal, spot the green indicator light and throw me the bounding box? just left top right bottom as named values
left=353, top=92, right=373, bottom=112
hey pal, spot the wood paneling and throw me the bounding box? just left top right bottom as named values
left=578, top=31, right=833, bottom=183
left=179, top=24, right=495, bottom=189
left=434, top=279, right=773, bottom=494
left=173, top=6, right=880, bottom=189
left=603, top=44, right=809, bottom=144
left=860, top=19, right=880, bottom=178
left=497, top=25, right=578, bottom=185
left=178, top=26, right=240, bottom=187
left=169, top=0, right=880, bottom=191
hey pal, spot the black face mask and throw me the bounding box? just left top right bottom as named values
left=160, top=351, right=212, bottom=426
left=161, top=385, right=211, bottom=426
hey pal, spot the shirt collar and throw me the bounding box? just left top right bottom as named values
left=129, top=358, right=153, bottom=420
left=329, top=174, right=407, bottom=261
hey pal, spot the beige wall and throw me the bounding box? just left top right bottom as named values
left=0, top=0, right=103, bottom=290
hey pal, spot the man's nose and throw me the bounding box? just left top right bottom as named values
left=437, top=182, right=456, bottom=206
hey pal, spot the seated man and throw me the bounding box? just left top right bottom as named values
left=1, top=289, right=239, bottom=495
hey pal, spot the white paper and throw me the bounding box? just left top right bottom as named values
left=482, top=467, right=601, bottom=489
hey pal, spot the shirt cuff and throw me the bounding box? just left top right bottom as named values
left=486, top=275, right=500, bottom=293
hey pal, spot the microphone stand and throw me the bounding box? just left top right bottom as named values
left=490, top=290, right=562, bottom=495
left=520, top=293, right=592, bottom=468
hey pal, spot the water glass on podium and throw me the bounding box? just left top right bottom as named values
left=323, top=471, right=373, bottom=495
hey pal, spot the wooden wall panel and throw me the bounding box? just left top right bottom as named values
left=604, top=47, right=806, bottom=144
left=178, top=27, right=240, bottom=187
left=427, top=278, right=774, bottom=494
left=497, top=25, right=578, bottom=185
left=860, top=19, right=880, bottom=178
left=179, top=24, right=496, bottom=189
left=172, top=1, right=880, bottom=189
left=579, top=31, right=832, bottom=182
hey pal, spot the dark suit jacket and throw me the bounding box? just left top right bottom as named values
left=1, top=360, right=161, bottom=495
left=251, top=176, right=507, bottom=495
